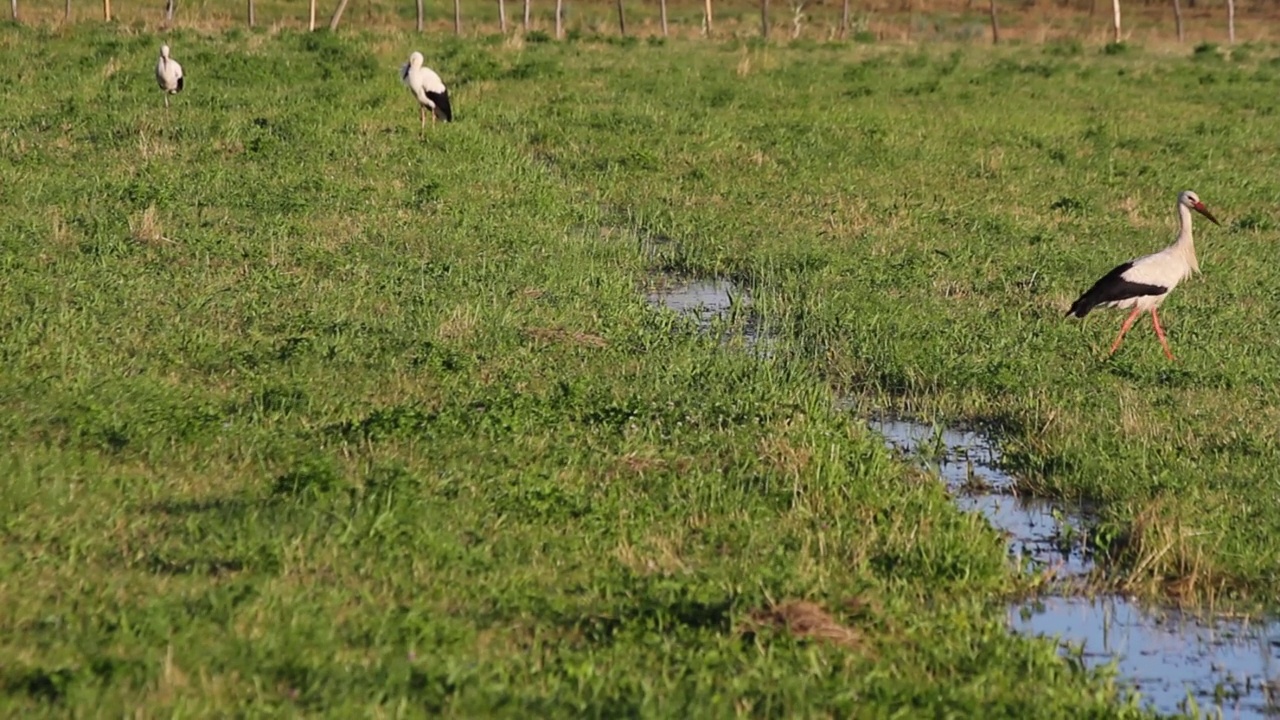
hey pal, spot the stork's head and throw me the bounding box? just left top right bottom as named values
left=408, top=51, right=424, bottom=69
left=1179, top=190, right=1220, bottom=226
left=160, top=44, right=171, bottom=59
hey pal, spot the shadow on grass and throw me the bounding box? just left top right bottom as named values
left=561, top=595, right=736, bottom=646
left=146, top=496, right=257, bottom=518
left=1103, top=361, right=1198, bottom=388
left=0, top=656, right=149, bottom=705
left=145, top=554, right=247, bottom=577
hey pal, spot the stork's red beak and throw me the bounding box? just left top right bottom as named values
left=1194, top=201, right=1221, bottom=226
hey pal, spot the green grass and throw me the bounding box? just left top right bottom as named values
left=4, top=21, right=1272, bottom=717
left=543, top=37, right=1280, bottom=605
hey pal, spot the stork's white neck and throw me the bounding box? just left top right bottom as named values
left=1175, top=202, right=1200, bottom=275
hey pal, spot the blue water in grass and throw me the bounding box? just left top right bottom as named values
left=647, top=276, right=1280, bottom=718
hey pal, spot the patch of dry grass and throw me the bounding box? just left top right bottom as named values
left=129, top=204, right=170, bottom=246
left=741, top=599, right=865, bottom=650
left=522, top=325, right=608, bottom=348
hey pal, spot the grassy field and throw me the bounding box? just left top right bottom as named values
left=2, top=19, right=1277, bottom=716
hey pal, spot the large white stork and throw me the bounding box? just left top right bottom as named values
left=400, top=52, right=452, bottom=129
left=1066, top=190, right=1221, bottom=361
left=155, top=44, right=184, bottom=108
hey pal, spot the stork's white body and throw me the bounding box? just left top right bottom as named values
left=1095, top=205, right=1201, bottom=313
left=400, top=52, right=452, bottom=128
left=156, top=44, right=184, bottom=108
left=1066, top=190, right=1220, bottom=361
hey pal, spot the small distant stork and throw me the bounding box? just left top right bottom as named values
left=155, top=44, right=184, bottom=108
left=1066, top=190, right=1221, bottom=361
left=400, top=52, right=452, bottom=129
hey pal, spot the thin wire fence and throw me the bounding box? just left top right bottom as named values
left=4, top=0, right=1263, bottom=47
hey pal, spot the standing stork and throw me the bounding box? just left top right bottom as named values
left=155, top=44, right=184, bottom=108
left=1066, top=190, right=1221, bottom=361
left=400, top=52, right=452, bottom=129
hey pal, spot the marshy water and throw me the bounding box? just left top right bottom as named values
left=644, top=276, right=770, bottom=356
left=644, top=277, right=743, bottom=332
left=645, top=276, right=1280, bottom=719
left=870, top=416, right=1280, bottom=718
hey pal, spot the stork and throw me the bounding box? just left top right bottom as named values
left=155, top=44, right=184, bottom=108
left=400, top=52, right=452, bottom=129
left=1066, top=190, right=1221, bottom=361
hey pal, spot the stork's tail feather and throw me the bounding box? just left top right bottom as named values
left=1066, top=261, right=1144, bottom=320
left=433, top=91, right=453, bottom=122
left=423, top=90, right=453, bottom=122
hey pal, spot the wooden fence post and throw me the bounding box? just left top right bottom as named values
left=659, top=0, right=668, bottom=35
left=760, top=0, right=768, bottom=38
left=554, top=0, right=562, bottom=37
left=702, top=0, right=711, bottom=35
left=247, top=0, right=255, bottom=26
left=103, top=0, right=111, bottom=21
left=499, top=0, right=507, bottom=31
left=1171, top=0, right=1183, bottom=41
left=615, top=0, right=625, bottom=34
left=453, top=0, right=461, bottom=34
left=328, top=0, right=350, bottom=30
left=1226, top=0, right=1235, bottom=42
left=989, top=0, right=998, bottom=43
left=415, top=0, right=423, bottom=30
left=523, top=0, right=530, bottom=30
left=1111, top=0, right=1120, bottom=42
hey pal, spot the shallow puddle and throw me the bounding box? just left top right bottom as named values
left=866, top=413, right=1280, bottom=719
left=645, top=275, right=1280, bottom=717
left=1013, top=597, right=1280, bottom=717
left=865, top=416, right=1092, bottom=579
left=644, top=277, right=742, bottom=331
left=644, top=277, right=769, bottom=355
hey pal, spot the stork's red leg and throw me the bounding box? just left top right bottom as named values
left=1151, top=308, right=1176, bottom=362
left=1108, top=307, right=1142, bottom=357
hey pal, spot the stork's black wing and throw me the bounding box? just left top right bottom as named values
left=1066, top=262, right=1168, bottom=318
